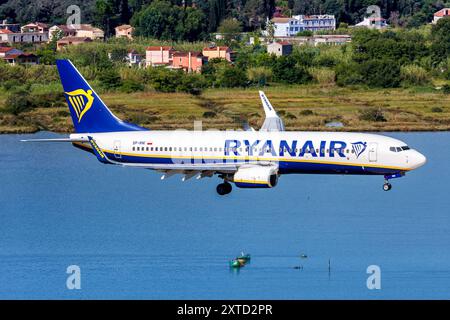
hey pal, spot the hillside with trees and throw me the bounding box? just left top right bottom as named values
left=1, top=0, right=450, bottom=40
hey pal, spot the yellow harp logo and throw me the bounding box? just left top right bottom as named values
left=65, top=89, right=94, bottom=123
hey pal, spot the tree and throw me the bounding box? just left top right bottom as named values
left=266, top=20, right=275, bottom=42
left=99, top=69, right=122, bottom=90
left=132, top=0, right=206, bottom=41
left=273, top=56, right=312, bottom=84
left=132, top=0, right=180, bottom=39
left=217, top=18, right=242, bottom=42
left=216, top=65, right=248, bottom=87
left=431, top=17, right=450, bottom=65
left=180, top=6, right=207, bottom=41
left=208, top=0, right=226, bottom=32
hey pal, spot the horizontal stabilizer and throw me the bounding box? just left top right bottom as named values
left=21, top=138, right=88, bottom=143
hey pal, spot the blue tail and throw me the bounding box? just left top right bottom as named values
left=56, top=59, right=147, bottom=133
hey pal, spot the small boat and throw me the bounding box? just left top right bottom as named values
left=237, top=252, right=251, bottom=262
left=229, top=259, right=244, bottom=268
left=300, top=254, right=308, bottom=259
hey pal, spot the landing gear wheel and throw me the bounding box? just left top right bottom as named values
left=216, top=182, right=232, bottom=195
left=383, top=183, right=392, bottom=191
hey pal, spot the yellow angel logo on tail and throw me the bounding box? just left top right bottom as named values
left=65, top=89, right=94, bottom=123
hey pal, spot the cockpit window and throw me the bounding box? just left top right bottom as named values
left=390, top=146, right=410, bottom=152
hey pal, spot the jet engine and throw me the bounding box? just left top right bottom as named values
left=232, top=166, right=278, bottom=188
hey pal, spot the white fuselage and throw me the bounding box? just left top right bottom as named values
left=71, top=130, right=427, bottom=175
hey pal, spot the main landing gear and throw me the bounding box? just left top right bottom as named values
left=382, top=172, right=405, bottom=192
left=217, top=181, right=232, bottom=195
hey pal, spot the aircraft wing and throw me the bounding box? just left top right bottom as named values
left=259, top=91, right=285, bottom=132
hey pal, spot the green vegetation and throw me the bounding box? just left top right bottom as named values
left=1, top=1, right=450, bottom=133
left=1, top=85, right=449, bottom=134
left=3, top=0, right=450, bottom=36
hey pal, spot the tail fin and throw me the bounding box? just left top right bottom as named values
left=56, top=59, right=147, bottom=133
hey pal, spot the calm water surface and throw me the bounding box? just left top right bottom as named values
left=0, top=131, right=449, bottom=299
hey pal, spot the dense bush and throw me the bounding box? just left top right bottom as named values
left=120, top=79, right=145, bottom=93
left=3, top=87, right=66, bottom=115
left=443, top=84, right=450, bottom=94
left=247, top=67, right=273, bottom=86
left=400, top=65, right=430, bottom=86
left=309, top=67, right=335, bottom=85
left=145, top=67, right=206, bottom=94
left=99, top=69, right=123, bottom=90
left=215, top=65, right=248, bottom=88
left=4, top=88, right=32, bottom=115
left=272, top=56, right=312, bottom=84
left=359, top=108, right=387, bottom=122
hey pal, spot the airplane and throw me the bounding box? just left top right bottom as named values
left=23, top=60, right=427, bottom=195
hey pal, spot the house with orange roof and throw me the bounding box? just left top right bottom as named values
left=433, top=8, right=450, bottom=24
left=2, top=52, right=39, bottom=65
left=115, top=25, right=134, bottom=39
left=56, top=37, right=93, bottom=51
left=171, top=51, right=206, bottom=73
left=0, top=46, right=23, bottom=58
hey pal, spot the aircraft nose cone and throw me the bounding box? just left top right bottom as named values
left=411, top=151, right=427, bottom=169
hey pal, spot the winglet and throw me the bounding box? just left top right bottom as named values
left=258, top=91, right=285, bottom=132
left=87, top=136, right=110, bottom=164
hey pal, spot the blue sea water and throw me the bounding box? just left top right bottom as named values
left=0, top=131, right=449, bottom=299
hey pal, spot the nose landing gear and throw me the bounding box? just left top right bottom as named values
left=382, top=172, right=405, bottom=191
left=217, top=181, right=232, bottom=195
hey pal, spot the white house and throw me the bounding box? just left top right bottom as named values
left=433, top=8, right=450, bottom=24
left=0, top=29, right=49, bottom=44
left=270, top=15, right=336, bottom=37
left=126, top=50, right=144, bottom=67
left=354, top=17, right=389, bottom=29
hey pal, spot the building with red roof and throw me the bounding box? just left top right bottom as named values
left=171, top=51, right=206, bottom=73
left=433, top=8, right=450, bottom=24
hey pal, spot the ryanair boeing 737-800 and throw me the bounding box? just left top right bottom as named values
left=23, top=60, right=427, bottom=195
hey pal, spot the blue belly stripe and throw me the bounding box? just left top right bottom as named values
left=102, top=151, right=401, bottom=175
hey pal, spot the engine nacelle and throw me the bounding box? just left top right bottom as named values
left=233, top=166, right=278, bottom=188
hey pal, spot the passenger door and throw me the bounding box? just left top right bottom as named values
left=113, top=140, right=121, bottom=159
